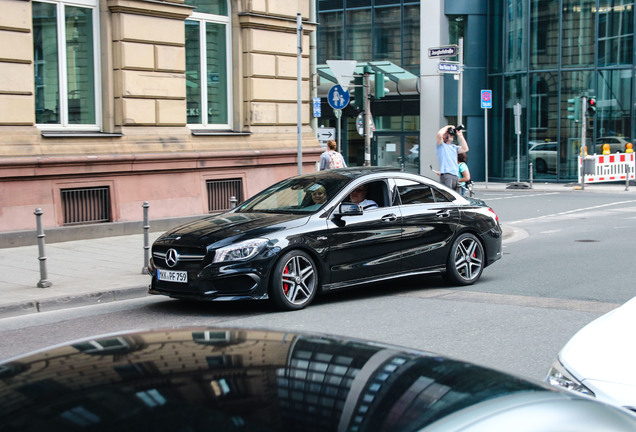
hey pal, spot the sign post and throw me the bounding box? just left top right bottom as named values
left=430, top=41, right=464, bottom=124
left=481, top=90, right=492, bottom=188
left=328, top=85, right=350, bottom=151
left=514, top=103, right=522, bottom=183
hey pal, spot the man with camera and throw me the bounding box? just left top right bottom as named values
left=436, top=124, right=469, bottom=190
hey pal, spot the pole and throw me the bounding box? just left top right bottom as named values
left=484, top=108, right=488, bottom=188
left=296, top=13, right=303, bottom=175
left=335, top=109, right=342, bottom=152
left=364, top=67, right=372, bottom=166
left=581, top=95, right=587, bottom=190
left=142, top=201, right=150, bottom=274
left=34, top=208, right=52, bottom=288
left=513, top=102, right=521, bottom=183
left=458, top=37, right=463, bottom=126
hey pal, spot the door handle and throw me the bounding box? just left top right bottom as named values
left=436, top=210, right=451, bottom=218
left=381, top=213, right=398, bottom=222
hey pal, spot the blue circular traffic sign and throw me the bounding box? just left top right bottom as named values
left=328, top=85, right=350, bottom=110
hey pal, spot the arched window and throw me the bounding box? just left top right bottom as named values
left=184, top=0, right=232, bottom=129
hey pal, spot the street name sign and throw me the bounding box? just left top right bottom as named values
left=428, top=45, right=458, bottom=58
left=437, top=62, right=461, bottom=74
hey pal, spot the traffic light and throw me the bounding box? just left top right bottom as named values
left=567, top=97, right=580, bottom=122
left=587, top=97, right=597, bottom=117
left=374, top=71, right=389, bottom=99
left=353, top=76, right=364, bottom=110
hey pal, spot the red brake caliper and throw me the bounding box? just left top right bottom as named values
left=283, top=265, right=290, bottom=294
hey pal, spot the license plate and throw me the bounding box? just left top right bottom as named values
left=157, top=269, right=188, bottom=283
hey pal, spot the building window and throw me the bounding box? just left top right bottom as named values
left=32, top=0, right=100, bottom=129
left=185, top=0, right=231, bottom=129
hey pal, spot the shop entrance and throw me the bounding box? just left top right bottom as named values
left=374, top=134, right=420, bottom=174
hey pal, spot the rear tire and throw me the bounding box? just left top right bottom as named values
left=445, top=233, right=484, bottom=285
left=269, top=250, right=318, bottom=310
left=536, top=158, right=547, bottom=173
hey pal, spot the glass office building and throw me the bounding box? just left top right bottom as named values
left=317, top=0, right=422, bottom=173
left=318, top=0, right=634, bottom=182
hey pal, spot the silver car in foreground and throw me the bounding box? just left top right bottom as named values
left=1, top=327, right=636, bottom=431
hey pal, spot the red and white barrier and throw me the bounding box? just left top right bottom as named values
left=580, top=153, right=635, bottom=183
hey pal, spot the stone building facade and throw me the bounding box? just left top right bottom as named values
left=0, top=0, right=320, bottom=234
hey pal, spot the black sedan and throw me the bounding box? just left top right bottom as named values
left=2, top=327, right=636, bottom=432
left=148, top=168, right=502, bottom=310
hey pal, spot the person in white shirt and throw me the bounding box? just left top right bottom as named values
left=348, top=184, right=378, bottom=210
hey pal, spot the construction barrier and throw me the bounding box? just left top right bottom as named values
left=580, top=153, right=635, bottom=183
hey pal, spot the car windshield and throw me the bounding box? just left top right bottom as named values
left=237, top=174, right=352, bottom=213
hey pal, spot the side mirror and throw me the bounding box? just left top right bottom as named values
left=335, top=202, right=363, bottom=217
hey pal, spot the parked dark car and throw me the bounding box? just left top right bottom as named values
left=148, top=168, right=502, bottom=310
left=2, top=327, right=636, bottom=432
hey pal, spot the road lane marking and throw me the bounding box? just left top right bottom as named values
left=509, top=200, right=636, bottom=225
left=399, top=289, right=620, bottom=314
left=484, top=192, right=560, bottom=201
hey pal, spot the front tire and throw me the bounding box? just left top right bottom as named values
left=269, top=250, right=318, bottom=310
left=445, top=233, right=484, bottom=285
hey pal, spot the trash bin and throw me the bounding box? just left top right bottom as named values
left=583, top=157, right=595, bottom=175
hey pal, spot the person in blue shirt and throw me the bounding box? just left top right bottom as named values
left=436, top=125, right=469, bottom=190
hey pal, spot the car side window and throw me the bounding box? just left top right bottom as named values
left=431, top=188, right=452, bottom=202
left=396, top=181, right=435, bottom=205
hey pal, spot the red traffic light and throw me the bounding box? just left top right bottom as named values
left=587, top=97, right=597, bottom=117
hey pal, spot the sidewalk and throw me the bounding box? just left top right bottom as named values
left=0, top=181, right=633, bottom=319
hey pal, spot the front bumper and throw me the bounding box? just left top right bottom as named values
left=147, top=257, right=272, bottom=301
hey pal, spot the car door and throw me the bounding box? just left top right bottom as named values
left=324, top=179, right=403, bottom=285
left=393, top=178, right=461, bottom=272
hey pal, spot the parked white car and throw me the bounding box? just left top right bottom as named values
left=546, top=296, right=636, bottom=412
left=529, top=141, right=557, bottom=173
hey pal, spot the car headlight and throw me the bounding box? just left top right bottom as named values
left=213, top=239, right=268, bottom=263
left=546, top=357, right=595, bottom=397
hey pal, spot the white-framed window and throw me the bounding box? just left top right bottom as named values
left=185, top=0, right=232, bottom=130
left=32, top=0, right=101, bottom=130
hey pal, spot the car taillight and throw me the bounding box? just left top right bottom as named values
left=488, top=208, right=499, bottom=224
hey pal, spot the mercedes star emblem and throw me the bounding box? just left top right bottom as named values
left=165, top=248, right=180, bottom=268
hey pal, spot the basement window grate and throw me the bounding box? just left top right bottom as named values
left=207, top=179, right=243, bottom=212
left=61, top=186, right=112, bottom=225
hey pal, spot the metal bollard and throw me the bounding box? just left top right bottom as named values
left=34, top=208, right=52, bottom=288
left=230, top=196, right=238, bottom=209
left=142, top=201, right=150, bottom=274
left=529, top=162, right=534, bottom=189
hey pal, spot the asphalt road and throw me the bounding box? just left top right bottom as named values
left=1, top=188, right=634, bottom=383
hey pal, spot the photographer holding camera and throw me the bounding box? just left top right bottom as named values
left=436, top=124, right=469, bottom=191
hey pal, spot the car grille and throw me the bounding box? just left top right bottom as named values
left=153, top=246, right=206, bottom=269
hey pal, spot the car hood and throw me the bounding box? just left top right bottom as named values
left=0, top=327, right=556, bottom=432
left=559, top=296, right=636, bottom=402
left=155, top=211, right=309, bottom=248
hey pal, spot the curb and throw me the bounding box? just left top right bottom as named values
left=0, top=286, right=149, bottom=320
